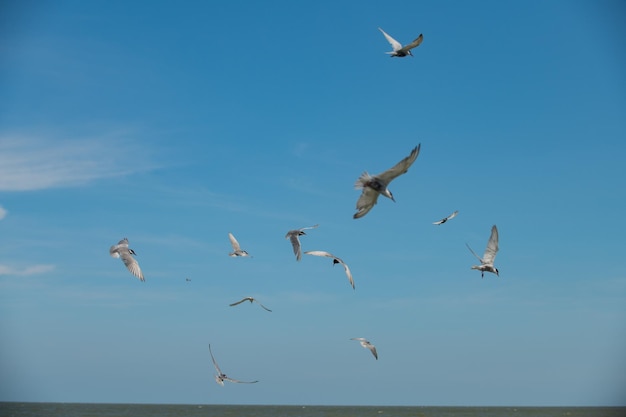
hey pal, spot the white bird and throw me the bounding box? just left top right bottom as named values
left=228, top=232, right=251, bottom=257
left=229, top=296, right=272, bottom=312
left=350, top=338, right=378, bottom=360
left=466, top=225, right=500, bottom=278
left=378, top=28, right=423, bottom=57
left=354, top=145, right=420, bottom=219
left=209, top=344, right=258, bottom=386
left=304, top=250, right=355, bottom=290
left=433, top=210, right=459, bottom=225
left=285, top=224, right=319, bottom=261
left=109, top=238, right=144, bottom=281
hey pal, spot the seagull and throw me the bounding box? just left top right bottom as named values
left=354, top=145, right=420, bottom=219
left=350, top=338, right=378, bottom=360
left=378, top=28, right=423, bottom=57
left=208, top=344, right=258, bottom=386
left=109, top=238, right=144, bottom=281
left=186, top=278, right=192, bottom=282
left=285, top=224, right=319, bottom=261
left=466, top=225, right=500, bottom=278
left=228, top=232, right=251, bottom=257
left=304, top=250, right=355, bottom=290
left=229, top=296, right=272, bottom=312
left=433, top=210, right=459, bottom=225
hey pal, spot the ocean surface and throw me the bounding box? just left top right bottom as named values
left=1, top=403, right=624, bottom=417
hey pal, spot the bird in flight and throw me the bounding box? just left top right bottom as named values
left=466, top=225, right=500, bottom=278
left=354, top=145, right=420, bottom=219
left=378, top=28, right=423, bottom=57
left=109, top=238, right=144, bottom=281
left=304, top=250, right=355, bottom=290
left=350, top=338, right=378, bottom=360
left=229, top=296, right=272, bottom=312
left=433, top=210, right=459, bottom=225
left=285, top=224, right=319, bottom=261
left=228, top=232, right=251, bottom=257
left=208, top=344, right=259, bottom=386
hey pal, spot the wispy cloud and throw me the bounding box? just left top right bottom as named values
left=0, top=130, right=156, bottom=191
left=0, top=205, right=7, bottom=220
left=0, top=264, right=55, bottom=276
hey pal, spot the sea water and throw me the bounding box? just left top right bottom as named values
left=1, top=403, right=624, bottom=417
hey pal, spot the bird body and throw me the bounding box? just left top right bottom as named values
left=354, top=145, right=420, bottom=219
left=378, top=28, right=423, bottom=57
left=285, top=224, right=319, bottom=261
left=228, top=232, right=251, bottom=257
left=466, top=225, right=500, bottom=278
left=209, top=344, right=258, bottom=385
left=433, top=210, right=459, bottom=225
left=229, top=296, right=272, bottom=312
left=109, top=238, right=144, bottom=281
left=304, top=250, right=355, bottom=289
left=350, top=337, right=378, bottom=360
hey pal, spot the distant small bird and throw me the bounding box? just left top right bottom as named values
left=185, top=278, right=191, bottom=282
left=109, top=238, right=144, bottom=281
left=304, top=250, right=355, bottom=290
left=433, top=210, right=459, bottom=225
left=354, top=145, right=420, bottom=219
left=209, top=344, right=259, bottom=386
left=378, top=28, right=423, bottom=57
left=228, top=232, right=251, bottom=257
left=466, top=225, right=500, bottom=278
left=285, top=224, right=319, bottom=261
left=350, top=338, right=378, bottom=360
left=229, top=296, right=272, bottom=312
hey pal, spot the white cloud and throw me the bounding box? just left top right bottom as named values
left=0, top=130, right=156, bottom=191
left=0, top=205, right=6, bottom=220
left=0, top=264, right=55, bottom=276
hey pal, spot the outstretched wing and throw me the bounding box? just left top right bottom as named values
left=228, top=233, right=241, bottom=251
left=465, top=243, right=483, bottom=263
left=482, top=225, right=499, bottom=264
left=208, top=344, right=222, bottom=374
left=400, top=33, right=423, bottom=53
left=377, top=144, right=420, bottom=183
left=304, top=250, right=334, bottom=259
left=229, top=297, right=250, bottom=307
left=447, top=210, right=459, bottom=220
left=224, top=376, right=259, bottom=384
left=340, top=261, right=355, bottom=290
left=120, top=250, right=144, bottom=281
left=254, top=300, right=272, bottom=312
left=288, top=233, right=303, bottom=261
left=354, top=187, right=380, bottom=219
left=378, top=27, right=402, bottom=51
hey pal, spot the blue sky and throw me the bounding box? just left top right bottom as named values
left=1, top=0, right=625, bottom=407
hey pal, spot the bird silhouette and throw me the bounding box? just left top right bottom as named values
left=354, top=145, right=420, bottom=219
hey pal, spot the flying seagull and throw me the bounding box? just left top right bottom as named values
left=285, top=224, right=319, bottom=261
left=378, top=28, right=423, bottom=57
left=304, top=250, right=355, bottom=290
left=228, top=232, right=251, bottom=257
left=109, top=238, right=144, bottom=281
left=229, top=296, right=272, bottom=312
left=350, top=338, right=378, bottom=360
left=433, top=210, right=459, bottom=225
left=354, top=145, right=420, bottom=219
left=466, top=225, right=500, bottom=278
left=208, top=344, right=259, bottom=386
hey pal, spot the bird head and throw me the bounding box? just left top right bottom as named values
left=382, top=189, right=395, bottom=202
